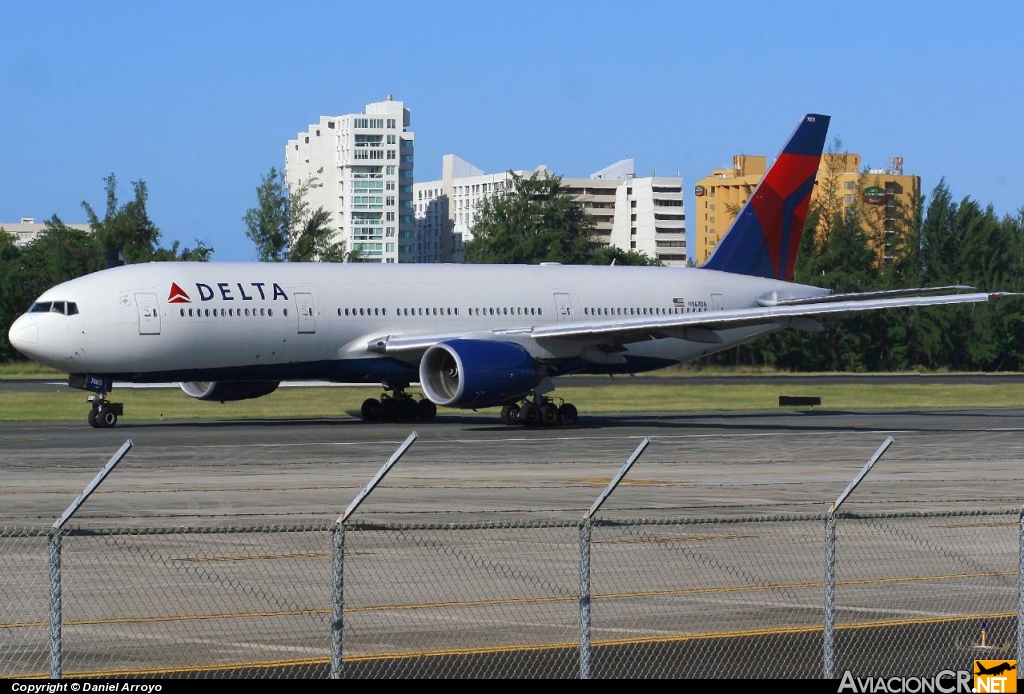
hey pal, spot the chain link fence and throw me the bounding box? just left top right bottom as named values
left=1, top=509, right=1020, bottom=678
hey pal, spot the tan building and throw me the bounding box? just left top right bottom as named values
left=0, top=218, right=91, bottom=247
left=693, top=153, right=920, bottom=265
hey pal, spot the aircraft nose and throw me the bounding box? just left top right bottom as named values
left=8, top=316, right=39, bottom=354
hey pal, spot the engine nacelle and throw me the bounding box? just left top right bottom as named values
left=419, top=339, right=539, bottom=409
left=179, top=381, right=280, bottom=402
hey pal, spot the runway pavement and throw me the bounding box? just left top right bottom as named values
left=2, top=407, right=1023, bottom=525
left=3, top=409, right=1022, bottom=678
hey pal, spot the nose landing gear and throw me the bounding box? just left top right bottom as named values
left=69, top=375, right=124, bottom=428
left=87, top=396, right=123, bottom=429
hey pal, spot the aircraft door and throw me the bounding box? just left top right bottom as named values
left=295, top=292, right=316, bottom=334
left=711, top=293, right=725, bottom=311
left=553, top=293, right=573, bottom=322
left=135, top=293, right=161, bottom=335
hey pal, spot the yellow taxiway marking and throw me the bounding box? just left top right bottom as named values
left=11, top=609, right=1017, bottom=679
left=1, top=570, right=1011, bottom=630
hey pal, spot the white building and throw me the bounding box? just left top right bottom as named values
left=0, top=218, right=91, bottom=247
left=285, top=97, right=415, bottom=263
left=414, top=156, right=687, bottom=265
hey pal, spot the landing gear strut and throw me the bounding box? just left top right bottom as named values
left=87, top=395, right=123, bottom=429
left=501, top=396, right=578, bottom=428
left=360, top=383, right=437, bottom=423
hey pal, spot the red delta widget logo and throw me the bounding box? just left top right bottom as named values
left=168, top=282, right=289, bottom=304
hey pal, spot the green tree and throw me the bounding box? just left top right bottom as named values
left=81, top=174, right=207, bottom=264
left=244, top=168, right=347, bottom=262
left=0, top=230, right=25, bottom=361
left=289, top=207, right=349, bottom=262
left=465, top=171, right=596, bottom=264
left=590, top=246, right=663, bottom=266
left=152, top=239, right=215, bottom=262
left=81, top=174, right=161, bottom=265
left=244, top=167, right=290, bottom=261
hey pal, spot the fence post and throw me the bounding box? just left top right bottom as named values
left=48, top=439, right=133, bottom=680
left=578, top=437, right=650, bottom=681
left=579, top=518, right=592, bottom=680
left=823, top=512, right=836, bottom=679
left=48, top=529, right=62, bottom=679
left=333, top=432, right=417, bottom=679
left=1017, top=507, right=1023, bottom=667
left=331, top=523, right=345, bottom=679
left=823, top=436, right=892, bottom=679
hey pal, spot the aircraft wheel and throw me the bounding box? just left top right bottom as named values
left=540, top=403, right=560, bottom=427
left=417, top=399, right=437, bottom=422
left=97, top=407, right=118, bottom=429
left=558, top=403, right=578, bottom=426
left=360, top=398, right=382, bottom=422
left=379, top=397, right=399, bottom=421
left=500, top=404, right=519, bottom=425
left=399, top=397, right=418, bottom=422
left=520, top=403, right=539, bottom=427
left=88, top=409, right=99, bottom=428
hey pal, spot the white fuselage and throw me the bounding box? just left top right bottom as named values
left=8, top=262, right=825, bottom=383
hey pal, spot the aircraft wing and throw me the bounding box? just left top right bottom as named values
left=526, top=291, right=1011, bottom=345
left=374, top=290, right=1013, bottom=353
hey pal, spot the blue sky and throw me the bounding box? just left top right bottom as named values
left=3, top=1, right=1022, bottom=262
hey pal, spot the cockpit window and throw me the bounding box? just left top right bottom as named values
left=28, top=301, right=78, bottom=315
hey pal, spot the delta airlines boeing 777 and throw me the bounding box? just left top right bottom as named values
left=7, top=114, right=1011, bottom=428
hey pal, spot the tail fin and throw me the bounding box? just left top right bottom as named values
left=701, top=113, right=830, bottom=281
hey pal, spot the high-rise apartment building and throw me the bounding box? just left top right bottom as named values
left=414, top=156, right=687, bottom=265
left=285, top=97, right=415, bottom=263
left=693, top=153, right=920, bottom=265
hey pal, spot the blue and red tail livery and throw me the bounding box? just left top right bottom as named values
left=702, top=114, right=830, bottom=281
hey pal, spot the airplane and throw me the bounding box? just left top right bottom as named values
left=6, top=113, right=1013, bottom=428
left=975, top=662, right=1016, bottom=677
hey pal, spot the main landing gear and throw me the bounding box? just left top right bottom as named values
left=360, top=384, right=437, bottom=423
left=500, top=396, right=578, bottom=427
left=87, top=395, right=124, bottom=429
